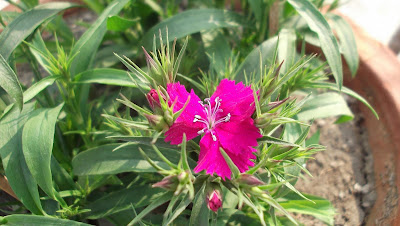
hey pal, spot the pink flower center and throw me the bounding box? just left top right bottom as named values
left=193, top=97, right=231, bottom=141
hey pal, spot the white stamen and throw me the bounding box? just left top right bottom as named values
left=192, top=96, right=231, bottom=142
left=225, top=113, right=231, bottom=122
left=198, top=101, right=204, bottom=107
left=211, top=131, right=217, bottom=141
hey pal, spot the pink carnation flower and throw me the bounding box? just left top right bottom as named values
left=164, top=79, right=262, bottom=179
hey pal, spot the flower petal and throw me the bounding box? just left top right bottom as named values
left=226, top=147, right=257, bottom=173
left=215, top=118, right=261, bottom=156
left=165, top=82, right=205, bottom=144
left=211, top=79, right=255, bottom=121
left=165, top=121, right=202, bottom=145
left=194, top=133, right=232, bottom=180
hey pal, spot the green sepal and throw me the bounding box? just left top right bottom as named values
left=219, top=148, right=240, bottom=179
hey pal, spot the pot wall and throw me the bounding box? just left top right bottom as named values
left=342, top=17, right=400, bottom=225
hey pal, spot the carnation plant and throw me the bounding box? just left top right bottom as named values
left=0, top=0, right=377, bottom=225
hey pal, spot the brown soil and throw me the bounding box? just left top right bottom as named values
left=295, top=98, right=376, bottom=225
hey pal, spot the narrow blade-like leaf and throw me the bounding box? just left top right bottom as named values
left=22, top=103, right=64, bottom=199
left=288, top=0, right=343, bottom=89
left=0, top=54, right=23, bottom=110
left=0, top=2, right=76, bottom=60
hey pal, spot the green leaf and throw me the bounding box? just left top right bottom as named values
left=276, top=123, right=305, bottom=197
left=107, top=15, right=139, bottom=31
left=202, top=29, right=231, bottom=76
left=128, top=192, right=173, bottom=226
left=107, top=136, right=177, bottom=149
left=0, top=54, right=23, bottom=110
left=236, top=36, right=278, bottom=82
left=142, top=9, right=245, bottom=49
left=296, top=92, right=354, bottom=123
left=189, top=183, right=209, bottom=226
left=163, top=192, right=192, bottom=225
left=278, top=29, right=297, bottom=74
left=258, top=135, right=301, bottom=147
left=217, top=209, right=258, bottom=225
left=280, top=193, right=335, bottom=225
left=220, top=148, right=240, bottom=179
left=22, top=103, right=64, bottom=199
left=0, top=75, right=60, bottom=120
left=259, top=191, right=298, bottom=225
left=70, top=0, right=130, bottom=75
left=94, top=44, right=136, bottom=68
left=305, top=130, right=320, bottom=146
left=74, top=68, right=138, bottom=87
left=29, top=32, right=53, bottom=75
left=179, top=134, right=190, bottom=171
left=311, top=82, right=378, bottom=119
left=248, top=0, right=263, bottom=22
left=81, top=0, right=104, bottom=14
left=20, top=0, right=39, bottom=9
left=2, top=214, right=90, bottom=225
left=72, top=144, right=184, bottom=175
left=0, top=103, right=44, bottom=214
left=84, top=185, right=164, bottom=219
left=328, top=14, right=359, bottom=77
left=51, top=157, right=76, bottom=191
left=25, top=75, right=60, bottom=103
left=287, top=0, right=343, bottom=89
left=0, top=2, right=76, bottom=60
left=222, top=188, right=239, bottom=208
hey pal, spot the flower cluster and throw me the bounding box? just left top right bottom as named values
left=113, top=41, right=329, bottom=222
left=162, top=79, right=262, bottom=179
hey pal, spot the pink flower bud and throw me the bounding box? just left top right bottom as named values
left=152, top=175, right=177, bottom=190
left=146, top=89, right=161, bottom=111
left=237, top=174, right=265, bottom=186
left=144, top=114, right=169, bottom=132
left=207, top=190, right=222, bottom=212
left=142, top=47, right=158, bottom=71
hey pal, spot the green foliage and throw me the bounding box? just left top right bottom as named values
left=0, top=54, right=23, bottom=110
left=22, top=104, right=64, bottom=199
left=0, top=2, right=76, bottom=60
left=0, top=103, right=43, bottom=215
left=287, top=0, right=343, bottom=89
left=0, top=0, right=377, bottom=225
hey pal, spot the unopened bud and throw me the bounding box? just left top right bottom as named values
left=237, top=174, right=265, bottom=186
left=146, top=89, right=162, bottom=112
left=152, top=175, right=178, bottom=191
left=207, top=190, right=223, bottom=212
left=142, top=47, right=159, bottom=72
left=268, top=97, right=289, bottom=111
left=177, top=171, right=189, bottom=182
left=142, top=47, right=164, bottom=84
left=164, top=110, right=174, bottom=126
left=144, top=114, right=169, bottom=132
left=254, top=113, right=274, bottom=128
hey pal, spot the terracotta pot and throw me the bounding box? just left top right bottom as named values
left=341, top=17, right=400, bottom=225
left=305, top=13, right=400, bottom=224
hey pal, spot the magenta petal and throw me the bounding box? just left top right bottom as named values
left=211, top=79, right=255, bottom=121
left=194, top=133, right=232, bottom=180
left=165, top=82, right=206, bottom=144
left=215, top=119, right=262, bottom=156
left=165, top=121, right=201, bottom=145
left=227, top=147, right=257, bottom=173
left=167, top=82, right=203, bottom=115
